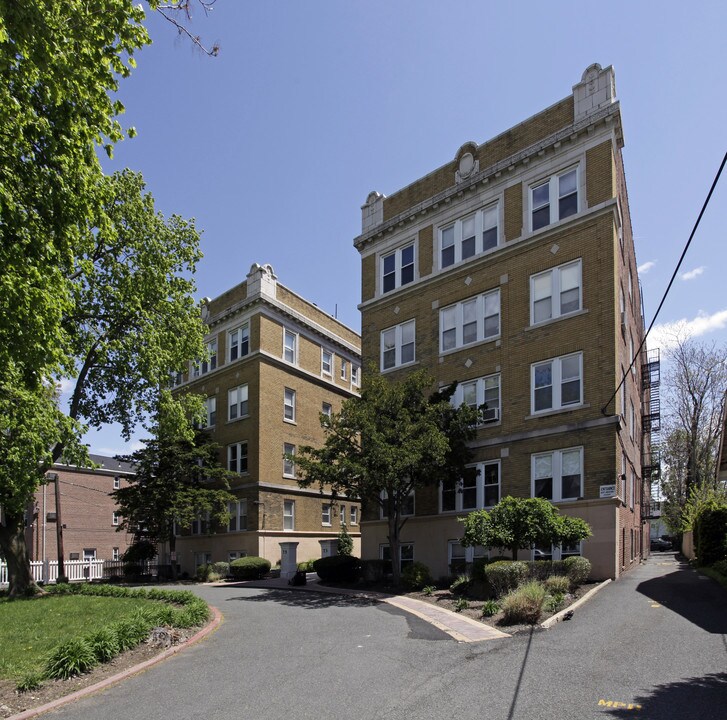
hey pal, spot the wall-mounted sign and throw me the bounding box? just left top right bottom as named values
left=600, top=484, right=617, bottom=499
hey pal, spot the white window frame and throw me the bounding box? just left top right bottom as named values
left=452, top=373, right=501, bottom=424
left=228, top=323, right=250, bottom=363
left=321, top=349, right=333, bottom=376
left=439, top=289, right=500, bottom=353
left=201, top=339, right=217, bottom=375
left=112, top=547, right=120, bottom=561
left=228, top=442, right=248, bottom=474
left=381, top=243, right=415, bottom=294
left=228, top=384, right=249, bottom=421
left=440, top=461, right=501, bottom=512
left=191, top=511, right=210, bottom=535
left=228, top=500, right=248, bottom=532
left=284, top=388, right=296, bottom=422
left=340, top=505, right=346, bottom=525
left=530, top=259, right=582, bottom=325
left=321, top=503, right=332, bottom=526
left=439, top=202, right=500, bottom=269
left=630, top=469, right=635, bottom=510
left=83, top=548, right=97, bottom=561
left=283, top=329, right=297, bottom=365
left=350, top=506, right=358, bottom=525
left=283, top=500, right=295, bottom=531
left=531, top=352, right=583, bottom=414
left=380, top=319, right=416, bottom=371
left=341, top=359, right=348, bottom=381
left=532, top=540, right=582, bottom=562
left=113, top=476, right=120, bottom=490
left=112, top=511, right=120, bottom=527
left=531, top=447, right=584, bottom=503
left=380, top=542, right=414, bottom=569
left=283, top=443, right=296, bottom=478
left=204, top=396, right=217, bottom=427
left=351, top=365, right=360, bottom=386
left=322, top=402, right=333, bottom=418
left=530, top=166, right=579, bottom=232
left=380, top=489, right=415, bottom=519
left=629, top=401, right=635, bottom=439
left=448, top=541, right=489, bottom=572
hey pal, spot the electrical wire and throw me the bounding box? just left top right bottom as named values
left=601, top=151, right=727, bottom=415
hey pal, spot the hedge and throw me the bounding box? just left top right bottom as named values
left=313, top=555, right=360, bottom=582
left=230, top=556, right=271, bottom=580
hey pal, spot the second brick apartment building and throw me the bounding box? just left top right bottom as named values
left=354, top=64, right=657, bottom=580
left=171, top=263, right=362, bottom=575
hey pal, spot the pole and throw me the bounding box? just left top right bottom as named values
left=51, top=473, right=67, bottom=583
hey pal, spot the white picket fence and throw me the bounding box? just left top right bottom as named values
left=0, top=558, right=105, bottom=586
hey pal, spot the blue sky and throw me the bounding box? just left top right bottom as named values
left=83, top=0, right=727, bottom=455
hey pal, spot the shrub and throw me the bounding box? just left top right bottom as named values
left=454, top=597, right=469, bottom=612
left=450, top=574, right=471, bottom=596
left=695, top=505, right=727, bottom=566
left=544, top=592, right=565, bottom=613
left=337, top=526, right=354, bottom=556
left=712, top=559, right=727, bottom=576
left=210, top=561, right=230, bottom=577
left=422, top=585, right=435, bottom=596
left=297, top=558, right=317, bottom=572
left=564, top=556, right=591, bottom=587
left=525, top=560, right=567, bottom=582
left=229, top=556, right=271, bottom=580
left=485, top=560, right=528, bottom=598
left=16, top=673, right=44, bottom=693
left=87, top=627, right=121, bottom=663
left=481, top=599, right=500, bottom=617
left=196, top=564, right=211, bottom=582
left=45, top=639, right=98, bottom=679
left=313, top=555, right=360, bottom=583
left=544, top=574, right=570, bottom=594
left=360, top=559, right=390, bottom=583
left=402, top=561, right=432, bottom=590
left=122, top=540, right=157, bottom=563
left=501, top=581, right=547, bottom=625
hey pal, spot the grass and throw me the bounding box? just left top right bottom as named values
left=0, top=595, right=163, bottom=681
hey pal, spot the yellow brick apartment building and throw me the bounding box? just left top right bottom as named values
left=172, top=263, right=361, bottom=575
left=354, top=64, right=656, bottom=580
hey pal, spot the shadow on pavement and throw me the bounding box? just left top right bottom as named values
left=635, top=558, right=727, bottom=634
left=225, top=588, right=380, bottom=610
left=604, top=672, right=727, bottom=720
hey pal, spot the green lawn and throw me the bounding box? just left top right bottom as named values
left=0, top=595, right=162, bottom=681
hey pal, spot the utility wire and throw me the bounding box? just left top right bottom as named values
left=602, top=151, right=727, bottom=415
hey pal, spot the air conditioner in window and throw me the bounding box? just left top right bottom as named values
left=481, top=407, right=499, bottom=423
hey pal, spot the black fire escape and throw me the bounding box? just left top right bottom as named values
left=641, top=348, right=661, bottom=521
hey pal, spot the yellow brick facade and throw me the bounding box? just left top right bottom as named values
left=356, top=65, right=650, bottom=580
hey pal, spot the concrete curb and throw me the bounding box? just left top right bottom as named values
left=9, top=605, right=223, bottom=720
left=540, top=579, right=611, bottom=629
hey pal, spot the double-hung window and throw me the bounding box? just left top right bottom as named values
left=440, top=461, right=500, bottom=512
left=228, top=323, right=249, bottom=362
left=228, top=442, right=248, bottom=473
left=341, top=359, right=348, bottom=381
left=531, top=352, right=582, bottom=413
left=532, top=447, right=583, bottom=502
left=284, top=388, right=296, bottom=422
left=283, top=329, right=297, bottom=364
left=533, top=541, right=582, bottom=561
left=440, top=203, right=499, bottom=268
left=381, top=244, right=415, bottom=294
left=204, top=396, right=217, bottom=427
left=530, top=260, right=582, bottom=325
left=112, top=512, right=120, bottom=526
left=228, top=500, right=248, bottom=532
left=201, top=339, right=217, bottom=375
left=453, top=374, right=501, bottom=423
left=380, top=543, right=414, bottom=570
left=322, top=504, right=332, bottom=526
left=381, top=320, right=415, bottom=370
left=283, top=500, right=295, bottom=530
left=321, top=349, right=333, bottom=376
left=351, top=365, right=360, bottom=386
left=322, top=402, right=333, bottom=418
left=440, top=289, right=500, bottom=352
left=228, top=384, right=249, bottom=420
left=531, top=168, right=578, bottom=231
left=380, top=489, right=414, bottom=519
left=283, top=443, right=296, bottom=477
left=350, top=506, right=358, bottom=525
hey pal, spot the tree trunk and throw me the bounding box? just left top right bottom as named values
left=511, top=545, right=518, bottom=561
left=387, top=512, right=402, bottom=587
left=0, top=509, right=37, bottom=597
left=169, top=531, right=178, bottom=581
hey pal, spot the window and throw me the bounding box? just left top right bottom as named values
left=532, top=447, right=583, bottom=502
left=229, top=323, right=250, bottom=362
left=530, top=260, right=582, bottom=325
left=340, top=505, right=346, bottom=525
left=533, top=541, right=581, bottom=561
left=283, top=500, right=295, bottom=531
left=191, top=512, right=209, bottom=535
left=351, top=365, right=360, bottom=386
left=201, top=339, right=217, bottom=375
left=350, top=506, right=358, bottom=525
left=341, top=359, right=348, bottom=381
left=440, top=289, right=500, bottom=352
left=452, top=374, right=501, bottom=423
left=448, top=541, right=488, bottom=574
left=195, top=552, right=211, bottom=569
left=228, top=384, right=249, bottom=420
left=381, top=320, right=415, bottom=370
left=228, top=442, right=248, bottom=473
left=380, top=489, right=414, bottom=519
left=629, top=401, right=635, bottom=439
left=441, top=461, right=500, bottom=512
left=83, top=548, right=97, bottom=561
left=381, top=243, right=415, bottom=294
left=228, top=500, right=248, bottom=532
left=69, top=552, right=80, bottom=561
left=322, top=402, right=333, bottom=418
left=170, top=371, right=183, bottom=387
left=283, top=443, right=296, bottom=477
left=112, top=512, right=120, bottom=526
left=380, top=543, right=414, bottom=570
left=284, top=388, right=296, bottom=422
left=531, top=168, right=578, bottom=231
left=630, top=334, right=636, bottom=376
left=112, top=547, right=119, bottom=561
left=204, top=396, right=217, bottom=427
left=322, top=350, right=333, bottom=376
left=283, top=329, right=297, bottom=364
left=630, top=469, right=635, bottom=510
left=322, top=504, right=332, bottom=526
left=440, top=203, right=499, bottom=268
left=228, top=551, right=247, bottom=562
left=619, top=286, right=626, bottom=335
left=531, top=352, right=583, bottom=413
left=113, top=476, right=120, bottom=490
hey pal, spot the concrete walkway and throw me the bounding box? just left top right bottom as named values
left=220, top=573, right=510, bottom=642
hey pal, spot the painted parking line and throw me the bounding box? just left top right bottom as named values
left=598, top=699, right=642, bottom=710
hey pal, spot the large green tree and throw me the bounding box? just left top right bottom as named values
left=114, top=392, right=234, bottom=580
left=460, top=496, right=592, bottom=561
left=293, top=369, right=479, bottom=585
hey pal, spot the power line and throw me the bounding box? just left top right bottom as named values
left=602, top=151, right=727, bottom=415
